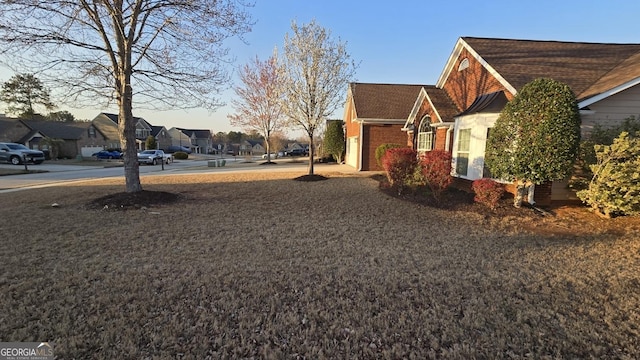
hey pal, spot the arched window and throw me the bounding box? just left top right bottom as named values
left=458, top=58, right=469, bottom=71
left=417, top=116, right=433, bottom=152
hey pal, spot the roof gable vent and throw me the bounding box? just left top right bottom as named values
left=458, top=58, right=469, bottom=71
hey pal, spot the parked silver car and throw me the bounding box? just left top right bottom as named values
left=0, top=142, right=45, bottom=165
left=137, top=149, right=171, bottom=165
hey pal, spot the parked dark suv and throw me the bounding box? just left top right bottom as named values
left=0, top=142, right=45, bottom=165
left=286, top=148, right=308, bottom=157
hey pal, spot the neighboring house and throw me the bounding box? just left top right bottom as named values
left=0, top=116, right=93, bottom=158
left=247, top=139, right=265, bottom=155
left=95, top=112, right=153, bottom=150
left=168, top=127, right=213, bottom=154
left=0, top=115, right=30, bottom=143
left=343, top=83, right=426, bottom=171
left=237, top=139, right=264, bottom=155
left=86, top=114, right=121, bottom=156
left=345, top=37, right=640, bottom=204
left=20, top=119, right=92, bottom=158
left=150, top=125, right=171, bottom=150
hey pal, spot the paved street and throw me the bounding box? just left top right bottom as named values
left=0, top=156, right=352, bottom=193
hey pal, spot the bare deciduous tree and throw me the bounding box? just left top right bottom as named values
left=228, top=53, right=285, bottom=163
left=279, top=20, right=357, bottom=175
left=0, top=1, right=252, bottom=192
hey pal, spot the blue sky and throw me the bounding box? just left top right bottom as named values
left=3, top=1, right=640, bottom=134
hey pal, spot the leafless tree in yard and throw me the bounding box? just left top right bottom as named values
left=0, top=1, right=252, bottom=192
left=228, top=53, right=285, bottom=163
left=279, top=20, right=357, bottom=176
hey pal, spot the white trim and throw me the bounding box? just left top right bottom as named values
left=431, top=121, right=455, bottom=128
left=402, top=87, right=445, bottom=131
left=358, top=122, right=363, bottom=171
left=356, top=118, right=406, bottom=124
left=403, top=89, right=427, bottom=130
left=578, top=77, right=640, bottom=108
left=436, top=38, right=517, bottom=96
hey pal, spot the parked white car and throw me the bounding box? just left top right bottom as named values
left=137, top=150, right=172, bottom=165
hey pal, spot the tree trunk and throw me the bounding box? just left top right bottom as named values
left=118, top=74, right=142, bottom=193
left=513, top=181, right=529, bottom=208
left=307, top=134, right=314, bottom=175
left=513, top=181, right=526, bottom=209
left=265, top=134, right=271, bottom=162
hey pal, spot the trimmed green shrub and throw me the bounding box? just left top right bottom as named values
left=577, top=132, right=640, bottom=217
left=420, top=150, right=453, bottom=202
left=173, top=151, right=189, bottom=160
left=375, top=143, right=403, bottom=168
left=324, top=120, right=345, bottom=163
left=472, top=178, right=505, bottom=210
left=570, top=116, right=640, bottom=191
left=381, top=147, right=417, bottom=194
left=485, top=78, right=581, bottom=207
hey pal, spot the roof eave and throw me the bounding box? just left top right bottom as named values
left=356, top=118, right=407, bottom=124
left=436, top=37, right=517, bottom=95
left=579, top=77, right=640, bottom=108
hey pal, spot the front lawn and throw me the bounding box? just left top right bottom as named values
left=0, top=172, right=638, bottom=358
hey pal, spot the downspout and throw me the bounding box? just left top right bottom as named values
left=528, top=185, right=535, bottom=205
left=445, top=125, right=453, bottom=151
left=358, top=122, right=363, bottom=171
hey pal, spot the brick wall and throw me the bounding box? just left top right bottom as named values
left=362, top=124, right=407, bottom=171
left=442, top=48, right=512, bottom=111
left=454, top=177, right=553, bottom=206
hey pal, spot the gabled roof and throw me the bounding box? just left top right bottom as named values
left=92, top=115, right=120, bottom=140
left=403, top=86, right=460, bottom=131
left=150, top=125, right=166, bottom=137
left=438, top=37, right=640, bottom=103
left=176, top=128, right=211, bottom=139
left=21, top=119, right=89, bottom=140
left=0, top=116, right=25, bottom=135
left=349, top=83, right=427, bottom=121
left=420, top=86, right=460, bottom=122
left=101, top=112, right=152, bottom=128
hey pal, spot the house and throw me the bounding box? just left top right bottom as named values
left=238, top=139, right=265, bottom=155
left=150, top=125, right=171, bottom=150
left=94, top=112, right=153, bottom=150
left=441, top=37, right=640, bottom=204
left=346, top=37, right=640, bottom=204
left=0, top=115, right=30, bottom=143
left=343, top=83, right=427, bottom=171
left=87, top=113, right=121, bottom=155
left=20, top=119, right=92, bottom=158
left=168, top=128, right=213, bottom=154
left=0, top=115, right=94, bottom=158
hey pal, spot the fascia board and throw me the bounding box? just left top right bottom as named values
left=579, top=77, right=640, bottom=108
left=436, top=38, right=517, bottom=96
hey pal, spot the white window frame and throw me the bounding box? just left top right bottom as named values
left=455, top=128, right=471, bottom=176
left=416, top=116, right=433, bottom=152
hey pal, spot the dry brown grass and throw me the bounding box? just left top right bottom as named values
left=1, top=171, right=639, bottom=358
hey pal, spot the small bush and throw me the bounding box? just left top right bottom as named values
left=420, top=150, right=453, bottom=202
left=173, top=151, right=189, bottom=160
left=577, top=132, right=640, bottom=217
left=375, top=143, right=403, bottom=168
left=381, top=148, right=417, bottom=194
left=472, top=178, right=505, bottom=210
